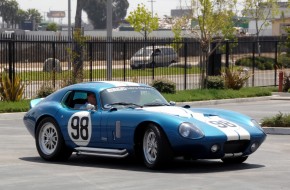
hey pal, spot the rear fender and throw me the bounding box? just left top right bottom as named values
left=30, top=98, right=44, bottom=108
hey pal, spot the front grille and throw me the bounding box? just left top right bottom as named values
left=223, top=140, right=250, bottom=153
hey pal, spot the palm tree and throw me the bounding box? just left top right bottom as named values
left=72, top=0, right=87, bottom=83
left=0, top=0, right=19, bottom=28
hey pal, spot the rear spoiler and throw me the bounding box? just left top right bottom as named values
left=30, top=98, right=44, bottom=109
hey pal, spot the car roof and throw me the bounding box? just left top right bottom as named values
left=65, top=81, right=149, bottom=93
left=143, top=46, right=173, bottom=50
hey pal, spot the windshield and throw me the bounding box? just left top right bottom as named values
left=134, top=48, right=152, bottom=56
left=100, top=86, right=169, bottom=109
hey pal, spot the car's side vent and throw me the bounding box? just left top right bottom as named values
left=115, top=121, right=121, bottom=138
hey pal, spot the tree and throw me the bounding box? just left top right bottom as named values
left=14, top=9, right=27, bottom=28
left=83, top=0, right=129, bottom=29
left=26, top=8, right=42, bottom=23
left=70, top=0, right=87, bottom=84
left=243, top=0, right=280, bottom=55
left=178, top=0, right=237, bottom=88
left=74, top=0, right=86, bottom=30
left=163, top=0, right=237, bottom=88
left=46, top=22, right=58, bottom=31
left=126, top=3, right=159, bottom=40
left=0, top=0, right=19, bottom=28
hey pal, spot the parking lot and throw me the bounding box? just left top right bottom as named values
left=1, top=102, right=290, bottom=190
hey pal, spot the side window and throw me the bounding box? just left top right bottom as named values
left=166, top=48, right=174, bottom=55
left=162, top=48, right=168, bottom=55
left=154, top=48, right=161, bottom=55
left=62, top=91, right=96, bottom=110
left=62, top=91, right=74, bottom=108
left=72, top=92, right=88, bottom=109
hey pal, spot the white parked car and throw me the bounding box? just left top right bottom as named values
left=130, top=46, right=178, bottom=69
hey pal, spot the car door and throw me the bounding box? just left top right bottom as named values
left=100, top=110, right=135, bottom=146
left=56, top=90, right=102, bottom=147
left=153, top=48, right=162, bottom=66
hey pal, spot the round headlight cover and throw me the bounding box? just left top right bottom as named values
left=179, top=122, right=204, bottom=139
left=251, top=119, right=264, bottom=132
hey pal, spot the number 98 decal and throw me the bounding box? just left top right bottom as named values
left=68, top=111, right=92, bottom=146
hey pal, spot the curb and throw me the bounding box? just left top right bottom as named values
left=263, top=127, right=290, bottom=135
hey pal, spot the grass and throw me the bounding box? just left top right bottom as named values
left=19, top=67, right=201, bottom=81
left=0, top=87, right=276, bottom=113
left=0, top=100, right=30, bottom=113
left=163, top=87, right=275, bottom=102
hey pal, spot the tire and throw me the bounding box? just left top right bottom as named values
left=170, top=60, right=176, bottom=64
left=36, top=117, right=72, bottom=161
left=221, top=156, right=248, bottom=164
left=142, top=124, right=173, bottom=169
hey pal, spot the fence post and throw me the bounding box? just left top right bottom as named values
left=279, top=71, right=283, bottom=92
left=152, top=43, right=155, bottom=80
left=123, top=42, right=126, bottom=81
left=252, top=42, right=255, bottom=87
left=89, top=42, right=93, bottom=81
left=274, top=41, right=278, bottom=86
left=8, top=39, right=14, bottom=82
left=184, top=41, right=187, bottom=90
left=225, top=40, right=229, bottom=68
left=52, top=42, right=56, bottom=88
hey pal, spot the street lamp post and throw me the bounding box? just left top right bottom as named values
left=106, top=0, right=112, bottom=80
left=68, top=0, right=72, bottom=70
left=68, top=0, right=71, bottom=40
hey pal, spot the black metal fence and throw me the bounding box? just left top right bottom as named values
left=0, top=34, right=287, bottom=99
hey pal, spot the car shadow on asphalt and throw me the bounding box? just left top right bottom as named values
left=19, top=155, right=265, bottom=174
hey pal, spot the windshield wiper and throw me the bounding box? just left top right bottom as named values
left=108, top=102, right=143, bottom=108
left=143, top=102, right=169, bottom=107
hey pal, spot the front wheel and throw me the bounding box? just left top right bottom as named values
left=221, top=156, right=248, bottom=164
left=36, top=117, right=72, bottom=161
left=142, top=124, right=172, bottom=169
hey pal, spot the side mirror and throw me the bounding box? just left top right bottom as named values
left=169, top=101, right=176, bottom=106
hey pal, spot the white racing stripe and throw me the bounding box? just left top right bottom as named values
left=100, top=81, right=140, bottom=87
left=141, top=106, right=250, bottom=141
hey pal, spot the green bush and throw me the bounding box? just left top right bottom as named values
left=223, top=68, right=250, bottom=90
left=205, top=76, right=224, bottom=89
left=235, top=56, right=275, bottom=70
left=261, top=112, right=290, bottom=127
left=151, top=79, right=176, bottom=94
left=36, top=85, right=55, bottom=98
left=277, top=54, right=290, bottom=68
left=0, top=73, right=25, bottom=101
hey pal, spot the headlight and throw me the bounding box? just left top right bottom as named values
left=251, top=119, right=264, bottom=132
left=178, top=122, right=204, bottom=139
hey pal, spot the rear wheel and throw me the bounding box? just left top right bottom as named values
left=36, top=117, right=72, bottom=161
left=221, top=156, right=248, bottom=164
left=142, top=124, right=172, bottom=169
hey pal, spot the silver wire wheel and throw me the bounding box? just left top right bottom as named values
left=36, top=117, right=72, bottom=161
left=38, top=122, right=58, bottom=156
left=143, top=129, right=158, bottom=165
left=142, top=124, right=173, bottom=169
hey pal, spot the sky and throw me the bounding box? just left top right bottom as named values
left=16, top=0, right=191, bottom=24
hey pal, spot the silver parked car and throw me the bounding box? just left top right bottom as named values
left=130, top=46, right=178, bottom=69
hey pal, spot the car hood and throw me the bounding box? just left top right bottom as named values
left=139, top=106, right=252, bottom=141
left=140, top=106, right=196, bottom=118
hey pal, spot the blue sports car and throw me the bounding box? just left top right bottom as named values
left=23, top=81, right=266, bottom=169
